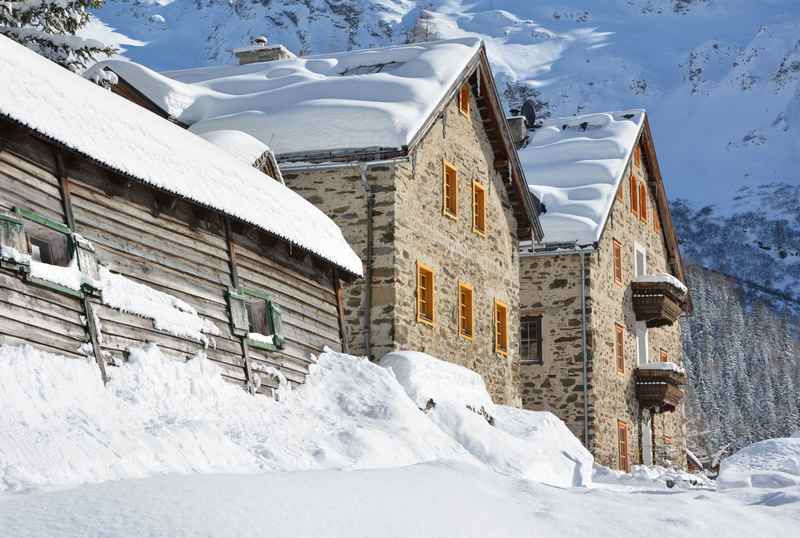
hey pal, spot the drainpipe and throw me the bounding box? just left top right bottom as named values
left=580, top=250, right=590, bottom=448
left=281, top=157, right=408, bottom=361
left=359, top=163, right=375, bottom=360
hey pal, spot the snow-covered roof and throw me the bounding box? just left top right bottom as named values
left=88, top=38, right=483, bottom=157
left=195, top=130, right=270, bottom=166
left=519, top=110, right=646, bottom=245
left=0, top=35, right=361, bottom=276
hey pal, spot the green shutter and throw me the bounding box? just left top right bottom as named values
left=227, top=289, right=250, bottom=336
left=268, top=300, right=285, bottom=349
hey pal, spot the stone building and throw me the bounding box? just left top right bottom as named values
left=516, top=110, right=692, bottom=468
left=92, top=38, right=543, bottom=405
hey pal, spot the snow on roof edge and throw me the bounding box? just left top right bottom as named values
left=0, top=36, right=362, bottom=276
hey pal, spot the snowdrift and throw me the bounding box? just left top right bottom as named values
left=718, top=437, right=800, bottom=490
left=381, top=351, right=593, bottom=487
left=0, top=345, right=472, bottom=492
left=593, top=464, right=713, bottom=490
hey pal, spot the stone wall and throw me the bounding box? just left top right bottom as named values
left=282, top=84, right=523, bottom=405
left=282, top=163, right=398, bottom=359
left=393, top=88, right=521, bottom=406
left=519, top=138, right=688, bottom=469
left=518, top=253, right=593, bottom=447
left=588, top=141, right=687, bottom=470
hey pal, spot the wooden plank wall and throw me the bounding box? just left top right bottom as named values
left=0, top=139, right=89, bottom=358
left=0, top=132, right=345, bottom=391
left=231, top=227, right=343, bottom=386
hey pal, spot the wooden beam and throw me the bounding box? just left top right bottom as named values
left=51, top=146, right=109, bottom=383
left=332, top=268, right=349, bottom=354
left=224, top=215, right=255, bottom=394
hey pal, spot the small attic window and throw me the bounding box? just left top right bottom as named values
left=340, top=61, right=401, bottom=76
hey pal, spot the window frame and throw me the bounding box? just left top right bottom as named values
left=442, top=160, right=459, bottom=220
left=494, top=299, right=509, bottom=356
left=615, top=323, right=625, bottom=374
left=227, top=286, right=285, bottom=350
left=458, top=281, right=474, bottom=341
left=612, top=239, right=623, bottom=286
left=618, top=420, right=630, bottom=472
left=458, top=82, right=470, bottom=117
left=416, top=261, right=435, bottom=326
left=472, top=180, right=486, bottom=236
left=520, top=315, right=543, bottom=365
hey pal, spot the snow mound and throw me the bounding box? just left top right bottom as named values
left=380, top=350, right=494, bottom=412
left=593, top=464, right=713, bottom=490
left=718, top=437, right=800, bottom=490
left=0, top=344, right=471, bottom=493
left=381, top=351, right=592, bottom=487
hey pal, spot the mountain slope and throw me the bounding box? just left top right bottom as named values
left=89, top=0, right=800, bottom=210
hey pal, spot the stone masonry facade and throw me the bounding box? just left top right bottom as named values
left=520, top=138, right=688, bottom=469
left=283, top=83, right=522, bottom=405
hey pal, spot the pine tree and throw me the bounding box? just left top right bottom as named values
left=0, top=0, right=115, bottom=71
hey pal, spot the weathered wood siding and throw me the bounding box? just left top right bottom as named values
left=0, top=129, right=346, bottom=391
left=0, top=138, right=89, bottom=358
left=230, top=226, right=343, bottom=386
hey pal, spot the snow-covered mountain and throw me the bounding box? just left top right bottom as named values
left=88, top=0, right=800, bottom=211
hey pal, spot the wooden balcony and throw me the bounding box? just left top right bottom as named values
left=631, top=280, right=687, bottom=328
left=635, top=367, right=687, bottom=413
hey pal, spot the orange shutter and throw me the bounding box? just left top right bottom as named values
left=618, top=421, right=630, bottom=472
left=613, top=239, right=623, bottom=285
left=639, top=182, right=648, bottom=222
left=630, top=175, right=638, bottom=216
left=615, top=323, right=625, bottom=373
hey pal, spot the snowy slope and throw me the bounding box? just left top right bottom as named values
left=88, top=0, right=800, bottom=211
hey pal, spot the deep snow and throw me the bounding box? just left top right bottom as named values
left=0, top=344, right=797, bottom=536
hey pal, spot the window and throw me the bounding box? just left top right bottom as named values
left=494, top=299, right=509, bottom=356
left=520, top=316, right=543, bottom=364
left=660, top=349, right=668, bottom=363
left=472, top=181, right=486, bottom=235
left=442, top=160, right=458, bottom=219
left=458, top=83, right=470, bottom=116
left=612, top=239, right=623, bottom=286
left=0, top=207, right=99, bottom=297
left=615, top=323, right=625, bottom=373
left=639, top=181, right=648, bottom=223
left=227, top=287, right=285, bottom=350
left=458, top=282, right=474, bottom=340
left=416, top=262, right=435, bottom=325
left=617, top=420, right=630, bottom=472
left=654, top=206, right=661, bottom=234
left=634, top=145, right=642, bottom=168
left=629, top=174, right=638, bottom=216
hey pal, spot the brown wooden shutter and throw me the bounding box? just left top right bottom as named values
left=615, top=323, right=625, bottom=373
left=630, top=175, right=638, bottom=216
left=618, top=421, right=630, bottom=472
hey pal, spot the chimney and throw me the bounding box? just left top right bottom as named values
left=234, top=35, right=296, bottom=65
left=506, top=115, right=529, bottom=149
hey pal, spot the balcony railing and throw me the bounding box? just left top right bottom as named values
left=631, top=278, right=687, bottom=328
left=634, top=366, right=687, bottom=413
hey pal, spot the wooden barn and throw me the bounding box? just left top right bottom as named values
left=0, top=35, right=362, bottom=394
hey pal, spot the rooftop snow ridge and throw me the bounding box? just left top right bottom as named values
left=88, top=38, right=483, bottom=157
left=520, top=109, right=646, bottom=246
left=0, top=35, right=361, bottom=276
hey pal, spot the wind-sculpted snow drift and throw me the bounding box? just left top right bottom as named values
left=0, top=344, right=590, bottom=492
